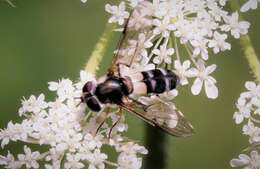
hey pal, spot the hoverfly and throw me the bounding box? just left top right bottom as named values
left=81, top=2, right=194, bottom=137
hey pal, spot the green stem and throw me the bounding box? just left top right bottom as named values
left=4, top=0, right=15, bottom=7
left=229, top=1, right=260, bottom=83
left=239, top=35, right=260, bottom=82
left=144, top=125, right=167, bottom=169
left=85, top=23, right=115, bottom=74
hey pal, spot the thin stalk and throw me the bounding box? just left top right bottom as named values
left=104, top=160, right=119, bottom=167
left=145, top=36, right=167, bottom=169
left=229, top=1, right=260, bottom=83
left=144, top=125, right=167, bottom=169
left=174, top=37, right=180, bottom=61
left=85, top=23, right=115, bottom=74
left=148, top=36, right=163, bottom=61
left=250, top=116, right=260, bottom=124
left=5, top=0, right=16, bottom=7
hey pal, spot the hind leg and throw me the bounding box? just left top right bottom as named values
left=108, top=108, right=123, bottom=139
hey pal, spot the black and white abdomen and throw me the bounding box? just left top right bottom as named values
left=141, top=69, right=179, bottom=94
left=130, top=68, right=179, bottom=95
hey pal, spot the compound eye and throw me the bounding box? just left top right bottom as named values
left=83, top=81, right=96, bottom=94
left=87, top=97, right=101, bottom=112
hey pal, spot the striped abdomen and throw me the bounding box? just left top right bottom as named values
left=141, top=69, right=179, bottom=94
left=131, top=68, right=179, bottom=95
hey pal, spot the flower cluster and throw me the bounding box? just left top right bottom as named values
left=231, top=81, right=260, bottom=169
left=0, top=71, right=147, bottom=169
left=104, top=0, right=252, bottom=99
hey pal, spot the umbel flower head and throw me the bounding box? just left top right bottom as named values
left=0, top=71, right=148, bottom=169
left=231, top=81, right=260, bottom=169
left=105, top=0, right=251, bottom=99
left=0, top=0, right=256, bottom=168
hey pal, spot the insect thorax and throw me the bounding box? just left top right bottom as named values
left=82, top=76, right=132, bottom=112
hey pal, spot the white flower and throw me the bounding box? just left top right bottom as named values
left=116, top=142, right=147, bottom=169
left=208, top=31, right=231, bottom=54
left=64, top=154, right=84, bottom=169
left=18, top=94, right=48, bottom=116
left=85, top=149, right=107, bottom=169
left=230, top=151, right=260, bottom=169
left=154, top=0, right=181, bottom=18
left=243, top=120, right=260, bottom=143
left=189, top=60, right=218, bottom=99
left=0, top=121, right=31, bottom=148
left=152, top=45, right=174, bottom=64
left=117, top=142, right=148, bottom=155
left=105, top=2, right=130, bottom=25
left=127, top=0, right=145, bottom=8
left=117, top=153, right=142, bottom=169
left=0, top=151, right=22, bottom=169
left=241, top=0, right=259, bottom=12
left=18, top=146, right=40, bottom=169
left=127, top=33, right=153, bottom=62
left=190, top=38, right=209, bottom=60
left=233, top=98, right=251, bottom=124
left=174, top=60, right=193, bottom=85
left=81, top=134, right=102, bottom=151
left=221, top=12, right=250, bottom=39
left=241, top=81, right=260, bottom=101
left=48, top=79, right=77, bottom=101
left=127, top=4, right=152, bottom=30
left=153, top=16, right=175, bottom=37
left=219, top=0, right=227, bottom=6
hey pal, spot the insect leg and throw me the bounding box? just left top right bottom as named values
left=73, top=97, right=84, bottom=107
left=108, top=108, right=122, bottom=139
left=129, top=41, right=139, bottom=67
left=95, top=119, right=106, bottom=136
left=116, top=41, right=139, bottom=77
left=95, top=108, right=110, bottom=135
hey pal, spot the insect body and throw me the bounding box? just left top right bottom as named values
left=81, top=1, right=194, bottom=137
left=82, top=68, right=179, bottom=112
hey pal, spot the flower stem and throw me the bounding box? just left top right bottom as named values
left=104, top=160, right=118, bottom=167
left=5, top=0, right=16, bottom=7
left=144, top=125, right=167, bottom=169
left=229, top=1, right=260, bottom=83
left=239, top=35, right=260, bottom=82
left=85, top=23, right=115, bottom=74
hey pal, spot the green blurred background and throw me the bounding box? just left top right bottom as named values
left=0, top=0, right=259, bottom=168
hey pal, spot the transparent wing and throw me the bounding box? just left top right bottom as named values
left=120, top=101, right=194, bottom=137
left=108, top=2, right=153, bottom=76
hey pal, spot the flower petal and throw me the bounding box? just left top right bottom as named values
left=191, top=78, right=203, bottom=95
left=205, top=80, right=218, bottom=99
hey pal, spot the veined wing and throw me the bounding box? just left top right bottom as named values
left=108, top=2, right=153, bottom=76
left=120, top=100, right=194, bottom=137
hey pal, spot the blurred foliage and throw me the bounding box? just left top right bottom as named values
left=0, top=0, right=259, bottom=168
